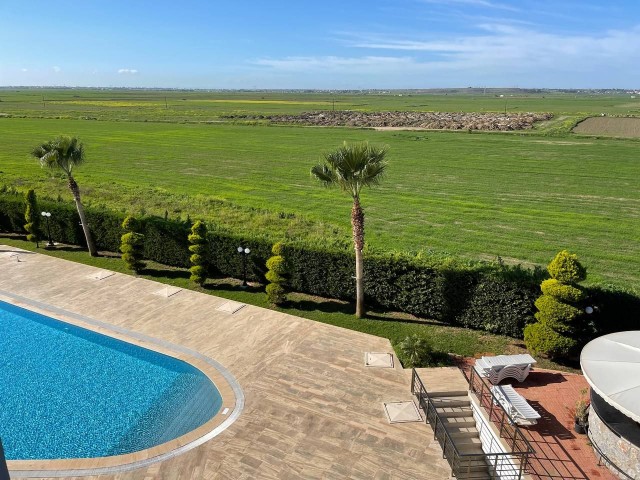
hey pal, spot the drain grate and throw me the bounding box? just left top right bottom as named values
left=365, top=352, right=394, bottom=368
left=216, top=301, right=246, bottom=314
left=152, top=286, right=183, bottom=298
left=383, top=401, right=422, bottom=423
left=87, top=270, right=115, bottom=281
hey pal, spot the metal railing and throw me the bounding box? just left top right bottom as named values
left=468, top=367, right=535, bottom=462
left=412, top=368, right=534, bottom=479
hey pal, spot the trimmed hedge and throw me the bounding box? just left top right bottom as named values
left=1, top=191, right=638, bottom=342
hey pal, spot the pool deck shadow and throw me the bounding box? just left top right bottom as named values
left=1, top=246, right=453, bottom=480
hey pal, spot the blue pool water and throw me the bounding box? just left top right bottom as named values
left=0, top=300, right=222, bottom=460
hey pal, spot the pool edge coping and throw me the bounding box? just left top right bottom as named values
left=0, top=289, right=245, bottom=478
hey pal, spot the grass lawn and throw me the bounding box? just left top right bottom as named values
left=1, top=117, right=638, bottom=290
left=0, top=236, right=577, bottom=372
left=2, top=89, right=639, bottom=120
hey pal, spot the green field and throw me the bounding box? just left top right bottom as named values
left=2, top=88, right=640, bottom=122
left=1, top=89, right=638, bottom=291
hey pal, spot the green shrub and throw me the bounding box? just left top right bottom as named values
left=397, top=334, right=433, bottom=368
left=188, top=221, right=208, bottom=286
left=524, top=322, right=577, bottom=358
left=525, top=250, right=587, bottom=358
left=459, top=278, right=537, bottom=337
left=533, top=296, right=582, bottom=328
left=540, top=279, right=586, bottom=303
left=120, top=216, right=145, bottom=273
left=547, top=250, right=587, bottom=283
left=24, top=189, right=40, bottom=246
left=265, top=283, right=286, bottom=304
left=0, top=191, right=637, bottom=342
left=265, top=242, right=287, bottom=305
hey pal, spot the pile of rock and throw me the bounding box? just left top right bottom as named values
left=224, top=111, right=553, bottom=131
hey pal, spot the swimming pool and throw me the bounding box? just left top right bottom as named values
left=0, top=300, right=223, bottom=460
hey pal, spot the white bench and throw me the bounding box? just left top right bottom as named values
left=474, top=354, right=536, bottom=385
left=491, top=384, right=541, bottom=426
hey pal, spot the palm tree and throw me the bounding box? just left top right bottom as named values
left=311, top=142, right=388, bottom=318
left=31, top=136, right=98, bottom=256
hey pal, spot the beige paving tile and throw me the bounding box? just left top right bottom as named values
left=0, top=246, right=453, bottom=479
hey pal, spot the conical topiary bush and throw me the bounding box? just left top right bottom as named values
left=120, top=216, right=145, bottom=273
left=188, top=220, right=209, bottom=286
left=524, top=250, right=587, bottom=358
left=265, top=242, right=288, bottom=305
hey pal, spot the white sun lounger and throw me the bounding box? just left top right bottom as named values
left=491, top=384, right=541, bottom=426
left=474, top=354, right=536, bottom=384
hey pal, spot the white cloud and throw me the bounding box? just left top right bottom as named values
left=343, top=24, right=640, bottom=71
left=52, top=66, right=61, bottom=72
left=21, top=68, right=28, bottom=72
left=253, top=56, right=415, bottom=72
left=253, top=25, right=640, bottom=88
left=118, top=68, right=138, bottom=74
left=420, top=0, right=520, bottom=11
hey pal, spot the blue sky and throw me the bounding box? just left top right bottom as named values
left=1, top=0, right=639, bottom=89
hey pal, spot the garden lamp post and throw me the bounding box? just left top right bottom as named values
left=41, top=211, right=54, bottom=247
left=237, top=246, right=251, bottom=287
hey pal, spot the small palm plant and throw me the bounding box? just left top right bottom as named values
left=311, top=142, right=387, bottom=318
left=398, top=334, right=433, bottom=368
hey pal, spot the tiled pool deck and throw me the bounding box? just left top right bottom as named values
left=0, top=246, right=452, bottom=479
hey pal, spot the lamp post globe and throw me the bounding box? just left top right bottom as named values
left=238, top=246, right=250, bottom=287
left=41, top=211, right=54, bottom=248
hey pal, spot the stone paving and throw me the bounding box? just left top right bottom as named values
left=1, top=246, right=452, bottom=479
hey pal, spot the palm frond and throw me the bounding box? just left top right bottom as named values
left=30, top=135, right=86, bottom=177
left=314, top=142, right=388, bottom=197
left=311, top=164, right=338, bottom=187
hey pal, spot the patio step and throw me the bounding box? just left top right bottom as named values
left=456, top=443, right=485, bottom=455
left=431, top=396, right=490, bottom=480
left=448, top=430, right=477, bottom=439
left=411, top=371, right=490, bottom=480
left=438, top=409, right=473, bottom=418
left=455, top=468, right=491, bottom=480
left=441, top=416, right=475, bottom=428
left=429, top=397, right=470, bottom=409
left=427, top=390, right=469, bottom=398
left=452, top=436, right=483, bottom=447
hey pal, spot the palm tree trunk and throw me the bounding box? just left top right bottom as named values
left=352, top=196, right=365, bottom=318
left=68, top=175, right=98, bottom=257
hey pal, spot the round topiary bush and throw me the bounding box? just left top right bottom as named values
left=524, top=322, right=577, bottom=358
left=265, top=242, right=287, bottom=305
left=120, top=216, right=145, bottom=273
left=524, top=250, right=587, bottom=358
left=188, top=220, right=208, bottom=286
